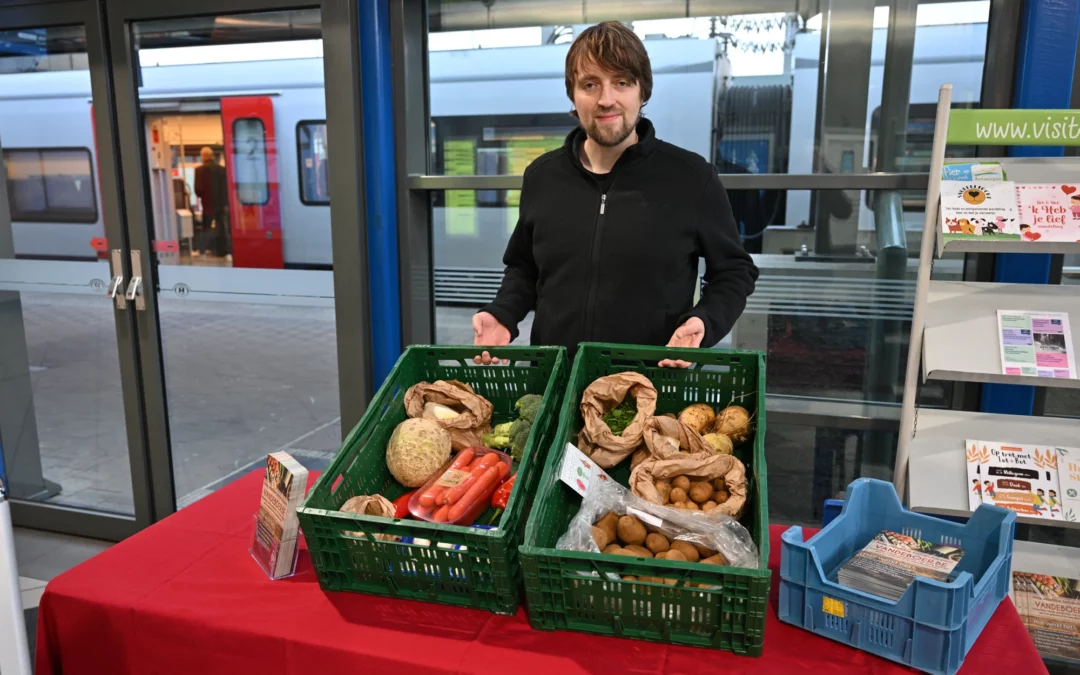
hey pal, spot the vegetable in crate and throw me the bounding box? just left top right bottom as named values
left=713, top=405, right=753, bottom=445
left=385, top=418, right=452, bottom=488
left=677, top=404, right=716, bottom=434
left=703, top=433, right=734, bottom=455
left=577, top=372, right=658, bottom=469
left=404, top=380, right=494, bottom=452
left=338, top=495, right=399, bottom=541
left=482, top=393, right=543, bottom=460
left=486, top=473, right=517, bottom=525
left=407, top=447, right=512, bottom=526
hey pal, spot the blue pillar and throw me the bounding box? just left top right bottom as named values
left=358, top=0, right=403, bottom=388
left=980, top=0, right=1080, bottom=416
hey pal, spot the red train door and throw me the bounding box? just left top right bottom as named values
left=220, top=96, right=283, bottom=268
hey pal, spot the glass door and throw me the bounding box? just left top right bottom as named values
left=0, top=2, right=152, bottom=538
left=105, top=1, right=369, bottom=515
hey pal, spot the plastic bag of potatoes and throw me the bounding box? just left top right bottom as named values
left=555, top=474, right=759, bottom=571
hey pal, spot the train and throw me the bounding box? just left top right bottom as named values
left=0, top=15, right=987, bottom=281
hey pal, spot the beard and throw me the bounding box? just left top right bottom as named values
left=585, top=110, right=637, bottom=147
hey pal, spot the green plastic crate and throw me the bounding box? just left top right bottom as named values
left=520, top=342, right=769, bottom=654
left=297, top=345, right=567, bottom=614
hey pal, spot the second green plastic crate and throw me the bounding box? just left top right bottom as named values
left=297, top=345, right=567, bottom=614
left=520, top=342, right=770, bottom=654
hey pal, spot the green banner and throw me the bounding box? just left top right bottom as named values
left=948, top=109, right=1080, bottom=146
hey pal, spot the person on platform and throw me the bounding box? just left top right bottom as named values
left=472, top=21, right=758, bottom=367
left=194, top=146, right=230, bottom=260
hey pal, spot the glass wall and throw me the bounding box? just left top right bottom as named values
left=423, top=0, right=994, bottom=526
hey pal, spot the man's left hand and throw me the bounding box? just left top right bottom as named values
left=659, top=316, right=705, bottom=368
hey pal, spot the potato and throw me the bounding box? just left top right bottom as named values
left=624, top=545, right=654, bottom=558
left=673, top=476, right=691, bottom=492
left=669, top=487, right=688, bottom=504
left=689, top=481, right=713, bottom=504
left=603, top=544, right=622, bottom=554
left=703, top=433, right=734, bottom=455
left=670, top=541, right=700, bottom=563
left=702, top=553, right=728, bottom=566
left=672, top=501, right=687, bottom=509
left=712, top=478, right=725, bottom=491
left=593, top=526, right=612, bottom=550
left=622, top=576, right=637, bottom=581
left=693, top=543, right=716, bottom=558
left=663, top=549, right=687, bottom=563
left=596, top=512, right=619, bottom=544
left=612, top=548, right=640, bottom=558
left=683, top=501, right=699, bottom=511
left=645, top=533, right=670, bottom=554
left=714, top=488, right=730, bottom=504
left=678, top=403, right=716, bottom=434
left=617, top=515, right=647, bottom=546
left=654, top=479, right=672, bottom=505
left=702, top=500, right=718, bottom=512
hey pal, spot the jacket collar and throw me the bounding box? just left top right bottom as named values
left=563, top=116, right=658, bottom=176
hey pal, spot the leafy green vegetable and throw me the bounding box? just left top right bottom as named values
left=602, top=398, right=637, bottom=436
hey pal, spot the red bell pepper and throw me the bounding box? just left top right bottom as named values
left=486, top=473, right=516, bottom=525
left=392, top=489, right=417, bottom=519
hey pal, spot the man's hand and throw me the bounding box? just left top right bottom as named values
left=659, top=316, right=705, bottom=368
left=473, top=311, right=512, bottom=365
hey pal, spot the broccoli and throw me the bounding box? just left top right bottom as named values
left=482, top=421, right=514, bottom=449
left=515, top=394, right=543, bottom=424
left=509, top=418, right=533, bottom=461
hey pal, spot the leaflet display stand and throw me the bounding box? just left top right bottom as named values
left=893, top=84, right=1080, bottom=582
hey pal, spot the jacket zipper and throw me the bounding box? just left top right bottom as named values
left=581, top=191, right=610, bottom=342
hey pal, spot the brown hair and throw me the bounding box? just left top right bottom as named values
left=565, top=21, right=653, bottom=106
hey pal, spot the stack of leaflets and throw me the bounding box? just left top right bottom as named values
left=939, top=180, right=1080, bottom=244
left=997, top=310, right=1076, bottom=381
left=837, top=530, right=966, bottom=602
left=250, top=451, right=309, bottom=579
left=1014, top=571, right=1080, bottom=664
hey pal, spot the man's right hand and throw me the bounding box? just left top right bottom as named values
left=473, top=311, right=511, bottom=365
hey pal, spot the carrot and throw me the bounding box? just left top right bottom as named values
left=432, top=504, right=451, bottom=522
left=439, top=453, right=502, bottom=505
left=497, top=459, right=511, bottom=479
left=419, top=484, right=445, bottom=508
left=447, top=464, right=502, bottom=522
left=451, top=448, right=475, bottom=469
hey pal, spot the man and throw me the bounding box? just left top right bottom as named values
left=194, top=146, right=229, bottom=259
left=473, top=22, right=758, bottom=367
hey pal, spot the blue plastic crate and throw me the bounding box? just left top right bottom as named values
left=779, top=478, right=1016, bottom=675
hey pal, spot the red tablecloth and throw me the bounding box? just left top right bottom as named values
left=35, top=471, right=1047, bottom=675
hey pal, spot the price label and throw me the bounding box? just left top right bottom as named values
left=434, top=469, right=472, bottom=488
left=822, top=596, right=845, bottom=618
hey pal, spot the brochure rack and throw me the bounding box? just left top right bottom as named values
left=893, top=84, right=1080, bottom=600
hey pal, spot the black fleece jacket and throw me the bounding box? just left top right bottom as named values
left=481, top=118, right=758, bottom=356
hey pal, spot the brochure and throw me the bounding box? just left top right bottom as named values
left=1014, top=571, right=1080, bottom=664
left=1054, top=447, right=1080, bottom=522
left=997, top=310, right=1076, bottom=380
left=942, top=162, right=1005, bottom=181
left=965, top=440, right=1061, bottom=520
left=1015, top=184, right=1080, bottom=242
left=940, top=180, right=1020, bottom=243
left=250, top=451, right=309, bottom=579
left=837, top=530, right=965, bottom=602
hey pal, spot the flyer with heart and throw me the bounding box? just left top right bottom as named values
left=998, top=310, right=1076, bottom=380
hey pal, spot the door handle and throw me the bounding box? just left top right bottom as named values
left=110, top=249, right=127, bottom=310
left=124, top=275, right=142, bottom=301
left=128, top=249, right=146, bottom=311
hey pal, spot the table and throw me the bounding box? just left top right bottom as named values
left=36, top=470, right=1047, bottom=675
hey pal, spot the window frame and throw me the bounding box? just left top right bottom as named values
left=230, top=117, right=271, bottom=206
left=3, top=146, right=99, bottom=224
left=296, top=119, right=330, bottom=206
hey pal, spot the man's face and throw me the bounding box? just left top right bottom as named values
left=573, top=63, right=642, bottom=147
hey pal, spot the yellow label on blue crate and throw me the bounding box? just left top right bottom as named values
left=822, top=597, right=845, bottom=618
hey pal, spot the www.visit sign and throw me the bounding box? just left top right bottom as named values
left=948, top=109, right=1080, bottom=146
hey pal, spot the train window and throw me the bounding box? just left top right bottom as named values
left=297, top=121, right=329, bottom=205
left=231, top=117, right=270, bottom=205
left=3, top=148, right=98, bottom=224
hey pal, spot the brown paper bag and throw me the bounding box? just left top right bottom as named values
left=404, top=380, right=493, bottom=451
left=577, top=372, right=658, bottom=468
left=339, top=495, right=398, bottom=540
left=630, top=418, right=748, bottom=519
